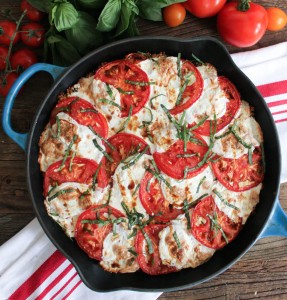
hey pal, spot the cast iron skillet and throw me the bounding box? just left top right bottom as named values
left=3, top=37, right=287, bottom=292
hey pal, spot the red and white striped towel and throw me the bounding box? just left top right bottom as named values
left=0, top=42, right=286, bottom=300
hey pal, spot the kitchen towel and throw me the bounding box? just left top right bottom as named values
left=0, top=42, right=287, bottom=300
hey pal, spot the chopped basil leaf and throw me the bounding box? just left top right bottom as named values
left=122, top=146, right=149, bottom=170
left=141, top=228, right=154, bottom=254
left=213, top=189, right=239, bottom=211
left=80, top=108, right=98, bottom=113
left=128, top=248, right=138, bottom=256
left=125, top=79, right=156, bottom=86
left=98, top=98, right=123, bottom=110
left=48, top=188, right=75, bottom=202
left=196, top=176, right=206, bottom=193
left=92, top=162, right=102, bottom=191
left=58, top=135, right=78, bottom=171
left=117, top=106, right=133, bottom=133
left=191, top=53, right=204, bottom=65
left=52, top=116, right=61, bottom=139
left=117, top=87, right=134, bottom=95
left=92, top=139, right=113, bottom=162
left=173, top=230, right=182, bottom=249
left=88, top=125, right=115, bottom=151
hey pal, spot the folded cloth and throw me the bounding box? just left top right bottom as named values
left=0, top=42, right=287, bottom=300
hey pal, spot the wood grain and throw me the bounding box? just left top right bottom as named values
left=0, top=1, right=287, bottom=299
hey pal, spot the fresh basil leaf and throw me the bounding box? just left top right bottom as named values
left=66, top=12, right=103, bottom=55
left=51, top=2, right=79, bottom=32
left=96, top=0, right=122, bottom=32
left=47, top=33, right=81, bottom=66
left=28, top=0, right=52, bottom=12
left=114, top=1, right=132, bottom=37
left=138, top=0, right=186, bottom=21
left=77, top=0, right=107, bottom=8
left=126, top=12, right=139, bottom=36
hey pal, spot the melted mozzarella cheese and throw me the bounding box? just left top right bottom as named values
left=38, top=112, right=103, bottom=171
left=161, top=166, right=216, bottom=207
left=212, top=181, right=262, bottom=224
left=68, top=76, right=94, bottom=103
left=159, top=214, right=215, bottom=269
left=100, top=222, right=139, bottom=273
left=184, top=64, right=229, bottom=124
left=138, top=57, right=181, bottom=110
left=45, top=182, right=108, bottom=237
left=109, top=154, right=151, bottom=218
left=213, top=101, right=263, bottom=159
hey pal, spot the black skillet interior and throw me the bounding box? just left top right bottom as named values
left=27, top=37, right=281, bottom=292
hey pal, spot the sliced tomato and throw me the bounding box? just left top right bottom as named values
left=169, top=60, right=203, bottom=115
left=43, top=157, right=100, bottom=196
left=75, top=205, right=124, bottom=260
left=50, top=97, right=108, bottom=138
left=139, top=171, right=183, bottom=222
left=135, top=224, right=177, bottom=275
left=211, top=147, right=264, bottom=192
left=153, top=137, right=209, bottom=180
left=99, top=133, right=150, bottom=187
left=193, top=76, right=241, bottom=136
left=191, top=195, right=242, bottom=249
left=94, top=60, right=150, bottom=117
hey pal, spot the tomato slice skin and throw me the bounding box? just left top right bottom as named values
left=75, top=205, right=124, bottom=260
left=153, top=137, right=209, bottom=180
left=211, top=147, right=264, bottom=192
left=193, top=76, right=241, bottom=136
left=43, top=157, right=100, bottom=196
left=169, top=60, right=203, bottom=115
left=99, top=133, right=150, bottom=187
left=139, top=171, right=183, bottom=222
left=135, top=224, right=177, bottom=275
left=94, top=60, right=150, bottom=117
left=191, top=195, right=242, bottom=249
left=50, top=97, right=108, bottom=138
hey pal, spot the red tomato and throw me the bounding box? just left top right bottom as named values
left=43, top=157, right=100, bottom=196
left=135, top=224, right=177, bottom=275
left=20, top=22, right=45, bottom=47
left=0, top=46, right=8, bottom=70
left=153, top=137, right=209, bottom=180
left=193, top=76, right=241, bottom=136
left=266, top=7, right=287, bottom=31
left=191, top=195, right=242, bottom=249
left=95, top=60, right=150, bottom=117
left=20, top=0, right=45, bottom=21
left=183, top=0, right=227, bottom=18
left=75, top=205, right=125, bottom=260
left=211, top=147, right=264, bottom=192
left=163, top=3, right=186, bottom=27
left=99, top=133, right=149, bottom=187
left=217, top=2, right=268, bottom=47
left=0, top=72, right=18, bottom=97
left=50, top=97, right=108, bottom=138
left=10, top=48, right=37, bottom=70
left=139, top=171, right=183, bottom=222
left=0, top=21, right=20, bottom=46
left=169, top=60, right=203, bottom=115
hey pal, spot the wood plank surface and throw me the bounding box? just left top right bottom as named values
left=0, top=1, right=286, bottom=299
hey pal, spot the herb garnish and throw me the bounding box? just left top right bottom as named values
left=183, top=199, right=191, bottom=229
left=248, top=148, right=253, bottom=165
left=132, top=184, right=140, bottom=197
left=69, top=151, right=76, bottom=172
left=177, top=52, right=182, bottom=80
left=92, top=162, right=102, bottom=191
left=175, top=73, right=192, bottom=106
left=48, top=183, right=58, bottom=196
left=80, top=108, right=98, bottom=114
left=81, top=217, right=126, bottom=226
left=52, top=116, right=61, bottom=139
left=141, top=228, right=154, bottom=254
left=58, top=135, right=78, bottom=171
left=48, top=188, right=75, bottom=202
left=117, top=87, right=134, bottom=95
left=92, top=139, right=113, bottom=162
left=128, top=227, right=138, bottom=239
left=173, top=230, right=182, bottom=249
left=207, top=212, right=229, bottom=245
left=196, top=176, right=206, bottom=193
left=145, top=166, right=171, bottom=189
left=122, top=146, right=149, bottom=170
left=125, top=79, right=156, bottom=86
left=139, top=107, right=153, bottom=128
left=98, top=98, right=124, bottom=111
left=88, top=125, right=115, bottom=151
left=128, top=248, right=138, bottom=256
left=150, top=93, right=165, bottom=108
left=191, top=53, right=204, bottom=65
left=213, top=189, right=239, bottom=211
left=117, top=106, right=133, bottom=133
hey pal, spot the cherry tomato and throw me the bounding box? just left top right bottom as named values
left=191, top=195, right=242, bottom=249
left=0, top=72, right=18, bottom=97
left=95, top=60, right=150, bottom=117
left=183, top=0, right=227, bottom=18
left=0, top=21, right=20, bottom=46
left=266, top=7, right=287, bottom=31
left=20, top=0, right=45, bottom=21
left=10, top=48, right=37, bottom=70
left=217, top=2, right=268, bottom=47
left=20, top=22, right=45, bottom=47
left=153, top=137, right=209, bottom=180
left=139, top=171, right=183, bottom=222
left=211, top=147, right=264, bottom=192
left=163, top=3, right=186, bottom=27
left=0, top=46, right=8, bottom=70
left=135, top=224, right=177, bottom=275
left=43, top=157, right=101, bottom=196
left=75, top=205, right=125, bottom=260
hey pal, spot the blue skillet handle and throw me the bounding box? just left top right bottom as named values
left=2, top=63, right=66, bottom=151
left=259, top=197, right=287, bottom=238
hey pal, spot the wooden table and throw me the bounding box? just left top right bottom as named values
left=1, top=1, right=286, bottom=299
